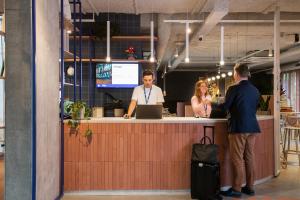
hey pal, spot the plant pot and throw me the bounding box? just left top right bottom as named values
left=256, top=110, right=271, bottom=115
left=92, top=107, right=104, bottom=118
left=127, top=56, right=135, bottom=60
left=114, top=108, right=124, bottom=117
left=79, top=107, right=85, bottom=119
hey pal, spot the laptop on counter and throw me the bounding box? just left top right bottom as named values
left=136, top=105, right=163, bottom=119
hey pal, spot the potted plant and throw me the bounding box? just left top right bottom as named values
left=257, top=95, right=271, bottom=115
left=66, top=101, right=93, bottom=137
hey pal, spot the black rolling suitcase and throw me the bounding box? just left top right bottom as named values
left=191, top=125, right=222, bottom=200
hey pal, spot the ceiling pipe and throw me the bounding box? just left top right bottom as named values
left=249, top=45, right=300, bottom=69
left=164, top=19, right=300, bottom=23
left=169, top=0, right=229, bottom=70
left=156, top=14, right=172, bottom=70
left=156, top=0, right=209, bottom=71
left=234, top=49, right=265, bottom=63
left=191, top=0, right=208, bottom=15
left=86, top=0, right=99, bottom=14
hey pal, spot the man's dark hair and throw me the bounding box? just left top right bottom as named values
left=143, top=70, right=153, bottom=77
left=234, top=63, right=250, bottom=78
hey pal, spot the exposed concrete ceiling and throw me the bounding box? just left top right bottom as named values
left=81, top=0, right=300, bottom=14
left=77, top=0, right=300, bottom=72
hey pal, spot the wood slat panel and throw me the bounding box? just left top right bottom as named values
left=64, top=119, right=274, bottom=191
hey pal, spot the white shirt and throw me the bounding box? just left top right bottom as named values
left=132, top=85, right=164, bottom=105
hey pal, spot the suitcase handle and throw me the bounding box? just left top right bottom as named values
left=200, top=136, right=213, bottom=144
left=202, top=125, right=215, bottom=144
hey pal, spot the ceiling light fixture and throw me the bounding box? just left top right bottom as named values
left=106, top=20, right=111, bottom=62
left=150, top=20, right=155, bottom=62
left=221, top=73, right=226, bottom=78
left=106, top=0, right=111, bottom=62
left=174, top=47, right=179, bottom=58
left=67, top=30, right=72, bottom=34
left=227, top=71, right=233, bottom=76
left=268, top=48, right=273, bottom=57
left=150, top=2, right=155, bottom=63
left=207, top=78, right=211, bottom=82
left=185, top=22, right=190, bottom=63
left=212, top=77, right=216, bottom=81
left=168, top=60, right=172, bottom=68
left=187, top=26, right=192, bottom=34
left=216, top=75, right=221, bottom=79
left=220, top=25, right=225, bottom=66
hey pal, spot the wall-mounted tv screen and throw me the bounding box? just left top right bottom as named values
left=96, top=63, right=139, bottom=88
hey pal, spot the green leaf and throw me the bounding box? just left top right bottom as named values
left=84, top=128, right=93, bottom=137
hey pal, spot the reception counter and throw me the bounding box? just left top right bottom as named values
left=64, top=116, right=274, bottom=192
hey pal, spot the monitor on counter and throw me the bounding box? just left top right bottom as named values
left=96, top=62, right=139, bottom=88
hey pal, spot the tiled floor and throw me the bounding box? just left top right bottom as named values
left=63, top=155, right=300, bottom=200
left=0, top=157, right=299, bottom=200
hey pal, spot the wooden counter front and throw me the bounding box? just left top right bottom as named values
left=64, top=117, right=274, bottom=191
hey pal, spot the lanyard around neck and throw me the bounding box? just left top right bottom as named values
left=144, top=86, right=152, bottom=104
left=202, top=96, right=208, bottom=114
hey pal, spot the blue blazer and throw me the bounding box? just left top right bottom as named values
left=221, top=80, right=261, bottom=134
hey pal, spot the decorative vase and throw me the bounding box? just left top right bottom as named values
left=256, top=110, right=271, bottom=115
left=127, top=55, right=136, bottom=60
left=114, top=108, right=124, bottom=117
left=79, top=107, right=85, bottom=119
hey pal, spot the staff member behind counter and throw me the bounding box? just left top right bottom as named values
left=191, top=80, right=212, bottom=118
left=124, top=70, right=164, bottom=118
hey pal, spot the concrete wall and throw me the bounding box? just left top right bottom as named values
left=5, top=0, right=60, bottom=199
left=0, top=0, right=3, bottom=14
left=5, top=0, right=33, bottom=199
left=35, top=0, right=60, bottom=199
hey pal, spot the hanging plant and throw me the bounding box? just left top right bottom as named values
left=66, top=101, right=93, bottom=137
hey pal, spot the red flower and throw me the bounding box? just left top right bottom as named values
left=125, top=46, right=135, bottom=54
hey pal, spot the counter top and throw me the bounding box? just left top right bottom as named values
left=65, top=115, right=274, bottom=124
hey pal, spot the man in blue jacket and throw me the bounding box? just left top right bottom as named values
left=221, top=63, right=260, bottom=198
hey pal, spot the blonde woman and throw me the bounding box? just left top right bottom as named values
left=191, top=80, right=212, bottom=118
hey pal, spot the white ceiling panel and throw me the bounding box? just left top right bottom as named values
left=135, top=0, right=205, bottom=14
left=76, top=0, right=300, bottom=71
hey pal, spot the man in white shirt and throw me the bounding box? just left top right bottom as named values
left=124, top=70, right=164, bottom=118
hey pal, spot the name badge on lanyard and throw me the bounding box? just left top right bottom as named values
left=144, top=86, right=152, bottom=104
